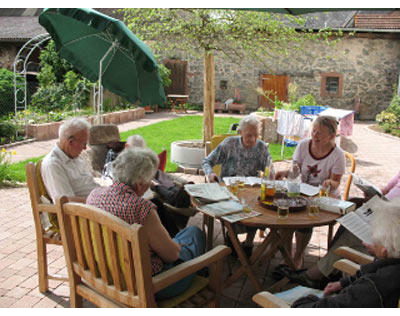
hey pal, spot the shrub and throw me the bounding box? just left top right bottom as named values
left=0, top=68, right=24, bottom=117
left=0, top=122, right=17, bottom=138
left=0, top=148, right=16, bottom=186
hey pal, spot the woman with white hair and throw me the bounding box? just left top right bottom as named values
left=202, top=115, right=270, bottom=183
left=87, top=147, right=205, bottom=299
left=202, top=115, right=271, bottom=257
left=292, top=197, right=400, bottom=308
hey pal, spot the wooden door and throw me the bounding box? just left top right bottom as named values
left=163, top=59, right=188, bottom=95
left=259, top=74, right=289, bottom=109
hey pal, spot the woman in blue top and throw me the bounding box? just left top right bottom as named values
left=202, top=115, right=271, bottom=257
left=202, top=115, right=271, bottom=182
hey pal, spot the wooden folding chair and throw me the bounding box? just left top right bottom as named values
left=56, top=197, right=231, bottom=307
left=26, top=162, right=68, bottom=293
left=327, top=152, right=356, bottom=248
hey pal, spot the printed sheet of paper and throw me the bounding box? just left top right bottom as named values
left=184, top=183, right=232, bottom=202
left=198, top=200, right=244, bottom=218
left=336, top=212, right=372, bottom=244
left=223, top=176, right=261, bottom=186
left=300, top=183, right=319, bottom=196
left=221, top=210, right=261, bottom=223
left=335, top=196, right=381, bottom=244
left=352, top=173, right=382, bottom=197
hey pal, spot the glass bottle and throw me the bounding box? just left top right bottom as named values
left=287, top=161, right=301, bottom=197
left=260, top=167, right=268, bottom=201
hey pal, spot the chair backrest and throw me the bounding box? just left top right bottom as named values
left=208, top=134, right=235, bottom=176
left=26, top=162, right=58, bottom=234
left=56, top=197, right=156, bottom=307
left=343, top=152, right=356, bottom=201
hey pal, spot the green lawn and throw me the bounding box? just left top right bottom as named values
left=120, top=115, right=295, bottom=172
left=6, top=115, right=295, bottom=184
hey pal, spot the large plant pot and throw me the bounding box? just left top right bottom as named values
left=171, top=140, right=205, bottom=168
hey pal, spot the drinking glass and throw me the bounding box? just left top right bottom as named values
left=241, top=198, right=251, bottom=213
left=308, top=199, right=320, bottom=218
left=319, top=183, right=330, bottom=197
left=264, top=181, right=276, bottom=205
left=276, top=199, right=289, bottom=220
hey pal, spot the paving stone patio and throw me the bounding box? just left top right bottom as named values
left=1, top=110, right=399, bottom=307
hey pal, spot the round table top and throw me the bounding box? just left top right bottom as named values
left=230, top=186, right=340, bottom=229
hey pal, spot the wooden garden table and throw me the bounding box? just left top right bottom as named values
left=193, top=186, right=340, bottom=292
left=167, top=94, right=189, bottom=113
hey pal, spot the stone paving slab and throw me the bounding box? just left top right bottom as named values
left=1, top=111, right=399, bottom=307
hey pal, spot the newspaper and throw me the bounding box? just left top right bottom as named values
left=300, top=183, right=319, bottom=196
left=198, top=200, right=244, bottom=218
left=335, top=195, right=382, bottom=244
left=184, top=183, right=234, bottom=203
left=221, top=210, right=262, bottom=223
left=274, top=286, right=324, bottom=305
left=316, top=197, right=356, bottom=215
left=223, top=176, right=261, bottom=186
left=352, top=173, right=383, bottom=197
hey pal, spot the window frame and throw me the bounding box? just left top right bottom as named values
left=320, top=72, right=343, bottom=98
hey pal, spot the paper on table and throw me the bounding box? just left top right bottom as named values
left=198, top=200, right=244, bottom=218
left=274, top=181, right=319, bottom=196
left=221, top=210, right=261, bottom=223
left=223, top=176, right=261, bottom=186
left=300, top=183, right=319, bottom=196
left=184, top=183, right=232, bottom=202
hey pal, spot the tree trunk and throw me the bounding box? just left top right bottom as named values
left=203, top=51, right=215, bottom=144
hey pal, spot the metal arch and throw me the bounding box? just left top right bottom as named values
left=13, top=33, right=51, bottom=130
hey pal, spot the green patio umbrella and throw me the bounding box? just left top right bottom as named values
left=39, top=8, right=166, bottom=121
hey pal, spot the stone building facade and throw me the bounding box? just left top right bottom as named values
left=180, top=32, right=400, bottom=120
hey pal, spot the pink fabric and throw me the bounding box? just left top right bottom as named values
left=339, top=113, right=354, bottom=136
left=383, top=171, right=400, bottom=201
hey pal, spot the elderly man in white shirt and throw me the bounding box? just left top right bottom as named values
left=41, top=117, right=99, bottom=203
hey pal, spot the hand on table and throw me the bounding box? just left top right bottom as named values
left=208, top=173, right=220, bottom=183
left=274, top=170, right=287, bottom=180
left=324, top=281, right=342, bottom=296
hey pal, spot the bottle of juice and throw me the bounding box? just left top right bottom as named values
left=260, top=167, right=268, bottom=201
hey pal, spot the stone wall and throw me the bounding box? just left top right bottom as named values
left=177, top=34, right=400, bottom=120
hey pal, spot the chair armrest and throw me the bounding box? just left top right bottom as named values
left=334, top=246, right=374, bottom=265
left=252, top=291, right=290, bottom=308
left=333, top=258, right=360, bottom=276
left=152, top=245, right=231, bottom=292
left=38, top=203, right=58, bottom=214
left=205, top=141, right=211, bottom=156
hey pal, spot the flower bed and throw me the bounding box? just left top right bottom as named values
left=26, top=107, right=145, bottom=141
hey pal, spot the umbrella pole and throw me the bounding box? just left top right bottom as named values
left=98, top=42, right=117, bottom=125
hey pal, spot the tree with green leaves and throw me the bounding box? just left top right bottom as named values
left=122, top=8, right=340, bottom=143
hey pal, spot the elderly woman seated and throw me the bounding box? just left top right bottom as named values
left=87, top=147, right=205, bottom=299
left=291, top=197, right=400, bottom=308
left=202, top=115, right=271, bottom=257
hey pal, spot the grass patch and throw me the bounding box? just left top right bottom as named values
left=6, top=115, right=295, bottom=183
left=120, top=115, right=294, bottom=172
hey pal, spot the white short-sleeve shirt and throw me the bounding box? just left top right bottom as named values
left=293, top=139, right=345, bottom=195
left=41, top=144, right=99, bottom=202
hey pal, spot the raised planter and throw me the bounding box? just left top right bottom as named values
left=171, top=140, right=205, bottom=169
left=26, top=107, right=145, bottom=141
left=228, top=103, right=246, bottom=114
left=214, top=102, right=246, bottom=114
